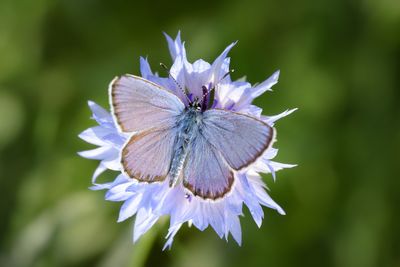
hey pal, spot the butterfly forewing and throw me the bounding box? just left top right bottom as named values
left=183, top=131, right=234, bottom=199
left=110, top=75, right=185, bottom=132
left=201, top=109, right=275, bottom=171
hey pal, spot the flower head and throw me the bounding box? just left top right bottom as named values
left=79, top=32, right=296, bottom=249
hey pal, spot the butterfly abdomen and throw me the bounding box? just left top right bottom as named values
left=168, top=108, right=201, bottom=187
left=168, top=145, right=188, bottom=187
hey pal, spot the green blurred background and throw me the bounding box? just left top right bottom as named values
left=0, top=0, right=399, bottom=266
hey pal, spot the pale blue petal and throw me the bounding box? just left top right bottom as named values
left=269, top=161, right=298, bottom=171
left=102, top=156, right=121, bottom=171
left=163, top=31, right=183, bottom=60
left=78, top=128, right=108, bottom=146
left=251, top=70, right=280, bottom=98
left=157, top=186, right=194, bottom=226
left=90, top=183, right=112, bottom=191
left=140, top=57, right=153, bottom=79
left=164, top=32, right=176, bottom=59
left=138, top=184, right=164, bottom=208
left=88, top=101, right=114, bottom=127
left=253, top=184, right=285, bottom=215
left=183, top=59, right=212, bottom=97
left=220, top=57, right=231, bottom=82
left=92, top=162, right=108, bottom=182
left=266, top=162, right=277, bottom=181
left=240, top=104, right=263, bottom=117
left=110, top=174, right=132, bottom=186
left=207, top=204, right=225, bottom=238
left=229, top=71, right=280, bottom=112
left=77, top=146, right=112, bottom=160
left=82, top=125, right=125, bottom=147
left=219, top=81, right=250, bottom=103
left=146, top=75, right=176, bottom=93
left=238, top=174, right=264, bottom=227
left=170, top=55, right=185, bottom=86
left=262, top=108, right=298, bottom=125
left=105, top=181, right=135, bottom=202
left=192, top=59, right=211, bottom=72
left=118, top=194, right=142, bottom=222
left=191, top=203, right=208, bottom=231
left=226, top=194, right=243, bottom=216
left=163, top=223, right=183, bottom=250
left=226, top=212, right=242, bottom=245
left=247, top=200, right=264, bottom=227
left=209, top=42, right=236, bottom=85
left=133, top=209, right=159, bottom=242
left=169, top=56, right=190, bottom=105
left=105, top=191, right=133, bottom=202
left=90, top=174, right=129, bottom=191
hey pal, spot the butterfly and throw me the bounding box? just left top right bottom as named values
left=110, top=75, right=275, bottom=200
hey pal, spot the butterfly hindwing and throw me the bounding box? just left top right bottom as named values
left=201, top=109, right=275, bottom=171
left=110, top=74, right=185, bottom=132
left=122, top=125, right=178, bottom=183
left=182, top=109, right=273, bottom=199
left=183, top=131, right=234, bottom=199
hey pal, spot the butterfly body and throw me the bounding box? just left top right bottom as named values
left=168, top=106, right=203, bottom=187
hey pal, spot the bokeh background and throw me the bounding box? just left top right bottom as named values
left=0, top=0, right=399, bottom=266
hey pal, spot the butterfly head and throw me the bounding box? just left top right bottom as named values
left=160, top=62, right=234, bottom=112
left=189, top=97, right=202, bottom=112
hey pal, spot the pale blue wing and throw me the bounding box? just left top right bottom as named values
left=110, top=75, right=185, bottom=132
left=183, top=132, right=234, bottom=199
left=122, top=125, right=178, bottom=182
left=201, top=109, right=275, bottom=170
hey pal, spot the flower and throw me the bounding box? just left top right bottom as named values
left=79, top=32, right=296, bottom=250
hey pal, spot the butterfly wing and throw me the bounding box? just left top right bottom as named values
left=111, top=75, right=184, bottom=182
left=110, top=74, right=185, bottom=132
left=122, top=125, right=178, bottom=182
left=183, top=131, right=234, bottom=199
left=201, top=109, right=275, bottom=171
left=182, top=109, right=274, bottom=199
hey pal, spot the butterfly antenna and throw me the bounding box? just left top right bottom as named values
left=160, top=63, right=191, bottom=103
left=200, top=69, right=235, bottom=105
